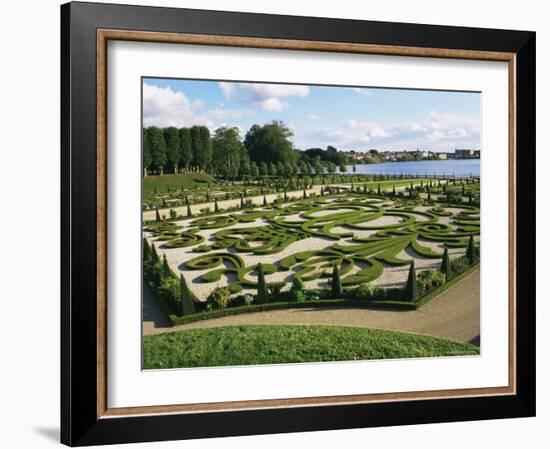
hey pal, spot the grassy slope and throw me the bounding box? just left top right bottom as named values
left=143, top=325, right=479, bottom=369
left=143, top=173, right=216, bottom=194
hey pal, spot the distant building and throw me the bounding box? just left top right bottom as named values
left=410, top=150, right=430, bottom=158
left=343, top=150, right=365, bottom=161
left=455, top=148, right=478, bottom=159
left=436, top=152, right=448, bottom=160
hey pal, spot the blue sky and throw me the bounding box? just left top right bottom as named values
left=143, top=78, right=480, bottom=153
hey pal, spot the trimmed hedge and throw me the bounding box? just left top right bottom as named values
left=144, top=188, right=480, bottom=314
left=170, top=298, right=418, bottom=325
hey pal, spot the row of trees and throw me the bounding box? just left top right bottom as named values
left=143, top=125, right=211, bottom=176
left=303, top=146, right=350, bottom=166
left=143, top=121, right=356, bottom=178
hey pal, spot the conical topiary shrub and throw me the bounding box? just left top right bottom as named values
left=331, top=264, right=342, bottom=298
left=162, top=254, right=171, bottom=278
left=466, top=235, right=476, bottom=265
left=179, top=274, right=196, bottom=315
left=256, top=264, right=269, bottom=304
left=440, top=246, right=452, bottom=281
left=143, top=237, right=151, bottom=262
left=405, top=260, right=419, bottom=302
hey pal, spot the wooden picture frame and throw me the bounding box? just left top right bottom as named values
left=61, top=1, right=536, bottom=446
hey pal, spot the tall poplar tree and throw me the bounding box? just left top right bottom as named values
left=142, top=128, right=152, bottom=177
left=163, top=127, right=181, bottom=173
left=148, top=126, right=167, bottom=174
left=191, top=125, right=212, bottom=172
left=179, top=127, right=193, bottom=172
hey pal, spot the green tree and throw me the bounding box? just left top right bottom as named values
left=250, top=161, right=259, bottom=178
left=147, top=126, right=167, bottom=174
left=259, top=161, right=268, bottom=177
left=244, top=121, right=296, bottom=165
left=211, top=126, right=245, bottom=179
left=289, top=276, right=305, bottom=302
left=155, top=208, right=161, bottom=222
left=151, top=243, right=159, bottom=266
left=190, top=125, right=212, bottom=172
left=179, top=274, right=196, bottom=315
left=405, top=260, right=419, bottom=301
left=163, top=127, right=181, bottom=173
left=331, top=264, right=342, bottom=298
left=284, top=161, right=296, bottom=178
left=240, top=153, right=251, bottom=179
left=440, top=247, right=452, bottom=280
left=143, top=237, right=151, bottom=262
left=255, top=264, right=269, bottom=304
left=162, top=254, right=171, bottom=279
left=142, top=128, right=152, bottom=177
left=313, top=156, right=324, bottom=177
left=276, top=161, right=286, bottom=178
left=466, top=235, right=476, bottom=265
left=179, top=127, right=193, bottom=172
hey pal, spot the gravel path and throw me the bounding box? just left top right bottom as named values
left=142, top=280, right=172, bottom=334
left=143, top=269, right=480, bottom=344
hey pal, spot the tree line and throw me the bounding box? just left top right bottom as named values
left=143, top=121, right=354, bottom=178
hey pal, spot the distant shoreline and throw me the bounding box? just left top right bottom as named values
left=346, top=159, right=480, bottom=177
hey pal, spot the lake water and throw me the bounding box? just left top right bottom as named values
left=350, top=159, right=480, bottom=177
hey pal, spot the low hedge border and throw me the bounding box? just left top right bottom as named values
left=169, top=298, right=417, bottom=325
left=163, top=262, right=480, bottom=326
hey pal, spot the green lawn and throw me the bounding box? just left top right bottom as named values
left=143, top=325, right=479, bottom=369
left=358, top=179, right=433, bottom=190
left=143, top=173, right=216, bottom=195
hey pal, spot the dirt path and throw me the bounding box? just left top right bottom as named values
left=143, top=269, right=480, bottom=344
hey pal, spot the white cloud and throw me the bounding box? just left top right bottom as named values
left=143, top=82, right=251, bottom=131
left=239, top=83, right=309, bottom=99
left=307, top=114, right=320, bottom=120
left=259, top=98, right=286, bottom=112
left=303, top=111, right=479, bottom=151
left=143, top=84, right=196, bottom=128
left=347, top=120, right=388, bottom=138
left=221, top=82, right=310, bottom=111
left=351, top=87, right=371, bottom=96
left=218, top=82, right=235, bottom=100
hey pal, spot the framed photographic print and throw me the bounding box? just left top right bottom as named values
left=60, top=1, right=536, bottom=446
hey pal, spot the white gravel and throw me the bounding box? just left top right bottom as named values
left=145, top=199, right=478, bottom=300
